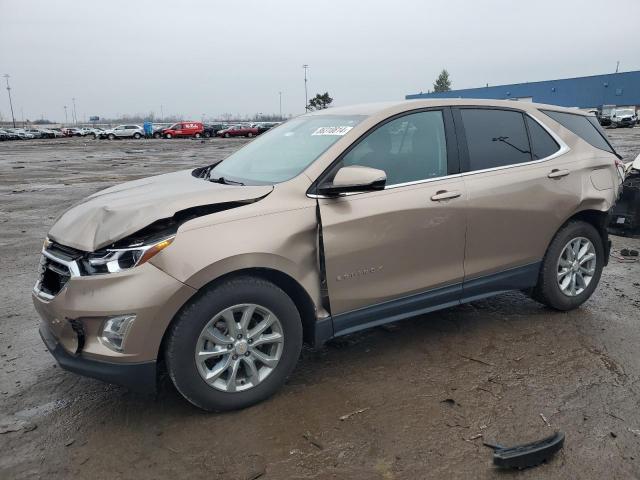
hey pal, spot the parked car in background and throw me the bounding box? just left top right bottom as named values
left=0, top=129, right=21, bottom=140
left=203, top=123, right=228, bottom=138
left=90, top=128, right=106, bottom=139
left=596, top=104, right=615, bottom=126
left=0, top=129, right=9, bottom=141
left=256, top=122, right=280, bottom=134
left=10, top=128, right=35, bottom=139
left=23, top=128, right=45, bottom=138
left=33, top=100, right=621, bottom=411
left=217, top=124, right=259, bottom=138
left=49, top=128, right=65, bottom=138
left=37, top=128, right=58, bottom=139
left=157, top=122, right=204, bottom=139
left=101, top=125, right=144, bottom=140
left=610, top=108, right=637, bottom=128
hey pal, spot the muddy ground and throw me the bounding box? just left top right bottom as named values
left=0, top=129, right=639, bottom=479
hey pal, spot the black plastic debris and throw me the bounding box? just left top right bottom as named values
left=485, top=431, right=565, bottom=469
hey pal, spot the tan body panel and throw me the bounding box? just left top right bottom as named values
left=33, top=262, right=196, bottom=362
left=319, top=177, right=466, bottom=314
left=150, top=176, right=325, bottom=316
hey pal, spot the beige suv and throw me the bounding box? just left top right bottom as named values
left=33, top=100, right=621, bottom=410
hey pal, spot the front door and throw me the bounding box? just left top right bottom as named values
left=318, top=108, right=467, bottom=333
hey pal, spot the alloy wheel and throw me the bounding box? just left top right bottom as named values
left=556, top=236, right=596, bottom=297
left=194, top=304, right=284, bottom=392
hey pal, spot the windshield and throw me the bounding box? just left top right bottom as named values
left=210, top=114, right=365, bottom=184
left=615, top=109, right=634, bottom=116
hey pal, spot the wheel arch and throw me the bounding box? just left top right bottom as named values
left=158, top=266, right=319, bottom=366
left=550, top=208, right=610, bottom=265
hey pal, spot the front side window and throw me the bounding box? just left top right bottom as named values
left=541, top=110, right=615, bottom=154
left=461, top=109, right=531, bottom=171
left=339, top=110, right=448, bottom=185
left=210, top=115, right=365, bottom=184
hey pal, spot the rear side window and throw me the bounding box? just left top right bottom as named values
left=525, top=117, right=560, bottom=160
left=460, top=109, right=531, bottom=170
left=541, top=110, right=614, bottom=154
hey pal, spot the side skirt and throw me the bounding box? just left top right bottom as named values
left=316, top=262, right=540, bottom=343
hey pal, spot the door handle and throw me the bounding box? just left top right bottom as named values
left=430, top=190, right=461, bottom=201
left=548, top=169, right=570, bottom=179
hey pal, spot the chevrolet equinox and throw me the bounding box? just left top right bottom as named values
left=33, top=100, right=621, bottom=411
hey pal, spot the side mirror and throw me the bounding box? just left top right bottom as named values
left=317, top=165, right=386, bottom=196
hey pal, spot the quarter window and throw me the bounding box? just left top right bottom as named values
left=340, top=110, right=448, bottom=185
left=525, top=116, right=560, bottom=160
left=460, top=109, right=531, bottom=171
left=541, top=110, right=615, bottom=154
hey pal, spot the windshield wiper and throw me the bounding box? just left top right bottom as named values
left=209, top=176, right=245, bottom=186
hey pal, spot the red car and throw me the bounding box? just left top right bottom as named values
left=217, top=124, right=259, bottom=138
left=157, top=122, right=204, bottom=139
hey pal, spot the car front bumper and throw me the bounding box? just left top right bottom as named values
left=32, top=257, right=197, bottom=389
left=39, top=323, right=157, bottom=393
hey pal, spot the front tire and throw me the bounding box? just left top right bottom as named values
left=166, top=276, right=303, bottom=411
left=108, top=133, right=116, bottom=140
left=165, top=133, right=173, bottom=139
left=133, top=132, right=141, bottom=139
left=532, top=220, right=604, bottom=311
left=224, top=133, right=230, bottom=138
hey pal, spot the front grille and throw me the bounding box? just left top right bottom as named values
left=37, top=255, right=72, bottom=297
left=35, top=241, right=84, bottom=298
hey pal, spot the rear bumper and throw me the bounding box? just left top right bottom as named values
left=40, top=323, right=157, bottom=393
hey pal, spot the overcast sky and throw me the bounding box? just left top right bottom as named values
left=1, top=0, right=639, bottom=122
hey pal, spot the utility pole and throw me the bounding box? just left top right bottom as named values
left=279, top=91, right=282, bottom=119
left=302, top=64, right=309, bottom=112
left=615, top=60, right=620, bottom=73
left=3, top=74, right=16, bottom=128
left=64, top=106, right=68, bottom=125
left=72, top=98, right=78, bottom=125
left=160, top=104, right=164, bottom=122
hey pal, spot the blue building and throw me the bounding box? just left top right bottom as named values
left=406, top=70, right=640, bottom=109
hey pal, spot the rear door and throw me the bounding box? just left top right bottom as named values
left=453, top=107, right=572, bottom=295
left=318, top=108, right=467, bottom=331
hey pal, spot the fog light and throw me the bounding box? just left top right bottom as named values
left=99, top=315, right=136, bottom=352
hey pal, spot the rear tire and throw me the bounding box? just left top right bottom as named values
left=195, top=132, right=202, bottom=139
left=166, top=276, right=303, bottom=411
left=247, top=132, right=253, bottom=138
left=204, top=131, right=211, bottom=138
left=133, top=132, right=141, bottom=139
left=532, top=220, right=604, bottom=311
left=108, top=133, right=115, bottom=140
left=224, top=133, right=230, bottom=138
left=153, top=132, right=161, bottom=139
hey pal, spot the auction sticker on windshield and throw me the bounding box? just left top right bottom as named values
left=312, top=126, right=353, bottom=136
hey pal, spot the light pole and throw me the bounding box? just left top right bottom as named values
left=3, top=74, right=16, bottom=128
left=279, top=91, right=282, bottom=119
left=302, top=64, right=309, bottom=112
left=72, top=97, right=78, bottom=125
left=64, top=106, right=68, bottom=125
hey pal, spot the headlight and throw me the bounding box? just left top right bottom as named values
left=81, top=236, right=175, bottom=275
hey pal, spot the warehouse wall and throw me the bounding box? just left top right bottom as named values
left=406, top=70, right=640, bottom=108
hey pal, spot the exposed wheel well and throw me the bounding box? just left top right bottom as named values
left=561, top=209, right=610, bottom=263
left=159, top=268, right=318, bottom=364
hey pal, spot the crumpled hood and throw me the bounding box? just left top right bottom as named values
left=48, top=169, right=273, bottom=252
